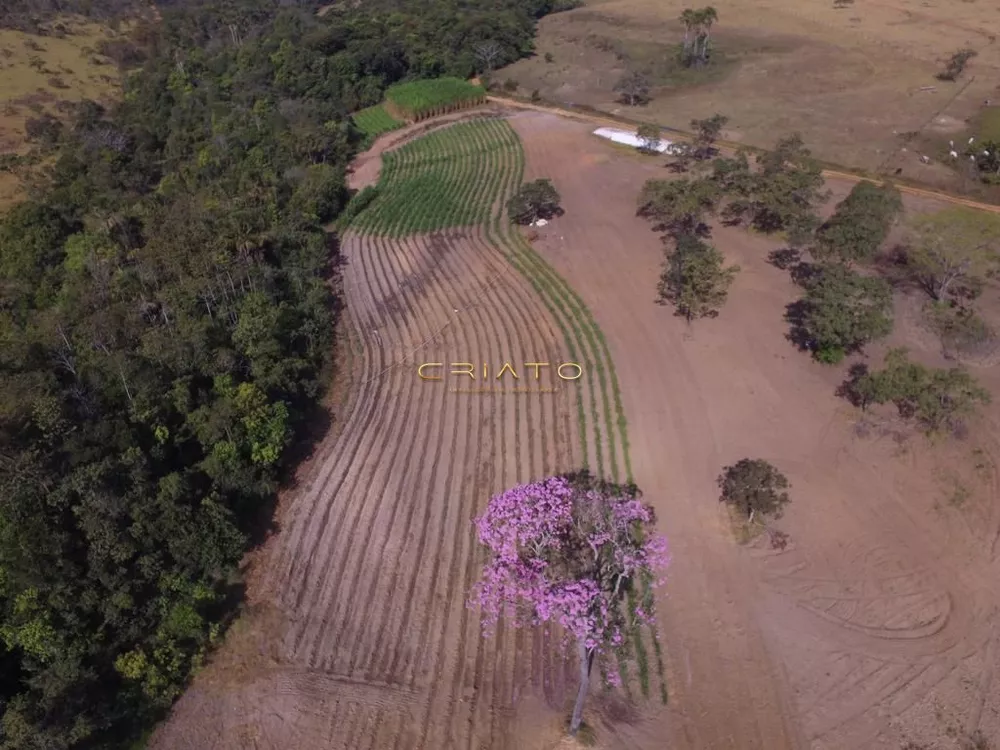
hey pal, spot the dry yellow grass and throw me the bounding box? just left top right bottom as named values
left=500, top=0, right=1000, bottom=187
left=0, top=17, right=124, bottom=209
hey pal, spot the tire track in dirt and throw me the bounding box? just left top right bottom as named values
left=332, top=231, right=456, bottom=677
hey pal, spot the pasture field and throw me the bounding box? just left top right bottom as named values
left=151, top=109, right=1000, bottom=750
left=499, top=0, right=1000, bottom=195
left=0, top=19, right=123, bottom=209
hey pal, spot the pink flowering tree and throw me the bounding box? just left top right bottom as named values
left=471, top=471, right=669, bottom=735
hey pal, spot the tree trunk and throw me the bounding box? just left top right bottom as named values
left=569, top=642, right=594, bottom=735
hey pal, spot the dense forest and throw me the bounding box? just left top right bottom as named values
left=0, top=0, right=567, bottom=746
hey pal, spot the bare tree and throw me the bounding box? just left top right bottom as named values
left=474, top=41, right=503, bottom=75
left=614, top=71, right=651, bottom=106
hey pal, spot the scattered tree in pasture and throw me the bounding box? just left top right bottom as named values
left=680, top=7, right=718, bottom=68
left=838, top=348, right=990, bottom=432
left=471, top=473, right=669, bottom=736
left=787, top=264, right=893, bottom=363
left=713, top=134, right=827, bottom=246
left=690, top=113, right=728, bottom=160
left=717, top=459, right=790, bottom=524
left=614, top=70, right=651, bottom=106
left=637, top=177, right=719, bottom=236
left=903, top=207, right=1000, bottom=301
left=636, top=123, right=662, bottom=153
left=937, top=48, right=977, bottom=82
left=813, top=180, right=903, bottom=264
left=658, top=233, right=739, bottom=321
left=508, top=178, right=562, bottom=225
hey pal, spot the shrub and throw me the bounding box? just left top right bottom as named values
left=937, top=48, right=977, bottom=81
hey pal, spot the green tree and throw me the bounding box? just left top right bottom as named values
left=507, top=178, right=562, bottom=224
left=690, top=113, right=728, bottom=160
left=637, top=177, right=719, bottom=236
left=790, top=264, right=894, bottom=363
left=658, top=233, right=739, bottom=321
left=840, top=348, right=991, bottom=431
left=636, top=123, right=662, bottom=153
left=717, top=459, right=790, bottom=523
left=713, top=134, right=827, bottom=246
left=904, top=207, right=1000, bottom=301
left=680, top=7, right=718, bottom=68
left=814, top=180, right=903, bottom=264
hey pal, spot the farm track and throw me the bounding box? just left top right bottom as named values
left=485, top=95, right=1000, bottom=215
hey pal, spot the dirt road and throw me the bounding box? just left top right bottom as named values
left=487, top=95, right=1000, bottom=215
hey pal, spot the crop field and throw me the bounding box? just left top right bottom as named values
left=352, top=103, right=403, bottom=141
left=0, top=20, right=123, bottom=210
left=499, top=0, right=1000, bottom=194
left=385, top=77, right=486, bottom=122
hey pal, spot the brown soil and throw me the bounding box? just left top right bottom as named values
left=506, top=110, right=1000, bottom=749
left=150, top=111, right=1000, bottom=749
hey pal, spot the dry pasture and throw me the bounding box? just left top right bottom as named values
left=500, top=0, right=1000, bottom=192
left=0, top=19, right=123, bottom=209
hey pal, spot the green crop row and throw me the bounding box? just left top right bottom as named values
left=352, top=104, right=403, bottom=141
left=351, top=118, right=511, bottom=236
left=384, top=77, right=485, bottom=121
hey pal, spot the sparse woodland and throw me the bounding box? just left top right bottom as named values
left=636, top=121, right=996, bottom=431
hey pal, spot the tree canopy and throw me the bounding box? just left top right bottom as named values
left=814, top=180, right=903, bottom=264
left=658, top=233, right=739, bottom=321
left=471, top=472, right=668, bottom=735
left=788, top=264, right=894, bottom=363
left=717, top=459, right=790, bottom=523
left=840, top=348, right=990, bottom=432
left=714, top=134, right=828, bottom=246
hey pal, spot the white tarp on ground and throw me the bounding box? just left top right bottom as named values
left=592, top=126, right=681, bottom=154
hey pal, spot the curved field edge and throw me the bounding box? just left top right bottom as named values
left=343, top=116, right=666, bottom=702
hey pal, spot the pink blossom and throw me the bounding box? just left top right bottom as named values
left=470, top=474, right=670, bottom=658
